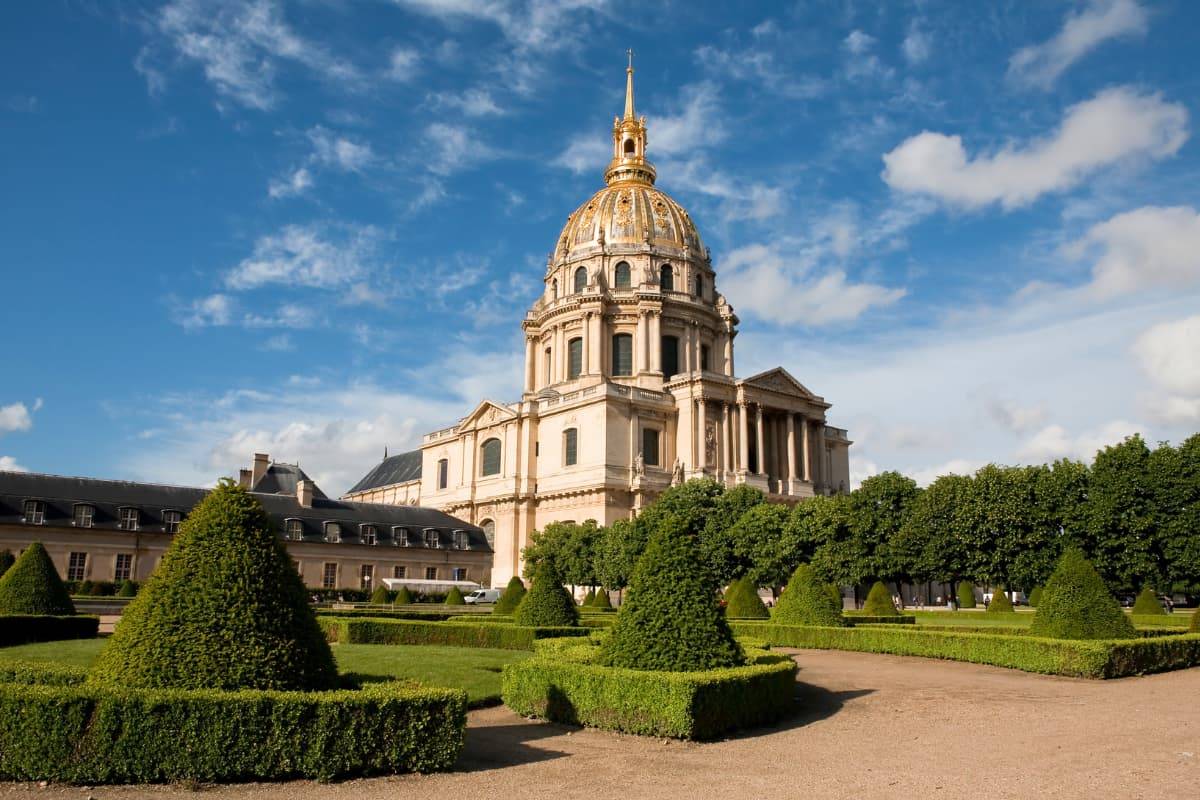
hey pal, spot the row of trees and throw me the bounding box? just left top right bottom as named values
left=521, top=433, right=1200, bottom=598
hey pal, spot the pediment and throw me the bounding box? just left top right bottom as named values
left=740, top=367, right=819, bottom=400
left=457, top=400, right=518, bottom=432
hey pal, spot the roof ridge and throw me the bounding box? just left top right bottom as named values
left=0, top=469, right=214, bottom=492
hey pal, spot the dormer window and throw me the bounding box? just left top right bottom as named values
left=324, top=521, right=341, bottom=543
left=285, top=518, right=304, bottom=540
left=119, top=507, right=140, bottom=532
left=393, top=526, right=410, bottom=546
left=22, top=500, right=45, bottom=525
left=73, top=504, right=94, bottom=528
left=454, top=530, right=470, bottom=550
left=361, top=524, right=377, bottom=546
left=163, top=510, right=182, bottom=534
left=423, top=528, right=440, bottom=549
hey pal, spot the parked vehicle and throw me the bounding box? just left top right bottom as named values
left=464, top=588, right=502, bottom=605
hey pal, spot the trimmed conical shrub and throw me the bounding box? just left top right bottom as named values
left=0, top=542, right=75, bottom=616
left=1029, top=548, right=1135, bottom=640
left=987, top=587, right=1014, bottom=612
left=957, top=581, right=977, bottom=609
left=593, top=588, right=613, bottom=609
left=89, top=480, right=337, bottom=691
left=723, top=577, right=769, bottom=619
left=117, top=579, right=137, bottom=598
left=600, top=514, right=744, bottom=672
left=862, top=581, right=899, bottom=616
left=1132, top=586, right=1165, bottom=615
left=515, top=561, right=578, bottom=627
left=445, top=586, right=465, bottom=605
left=369, top=584, right=391, bottom=605
left=582, top=588, right=596, bottom=606
left=774, top=564, right=845, bottom=627
left=1028, top=586, right=1043, bottom=607
left=0, top=550, right=14, bottom=577
left=493, top=576, right=526, bottom=614
left=394, top=585, right=414, bottom=606
left=827, top=584, right=843, bottom=609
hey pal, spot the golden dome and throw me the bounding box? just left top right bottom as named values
left=556, top=184, right=705, bottom=258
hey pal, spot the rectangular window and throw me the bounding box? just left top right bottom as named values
left=454, top=530, right=469, bottom=550
left=287, top=519, right=304, bottom=540
left=452, top=567, right=468, bottom=582
left=393, top=565, right=406, bottom=579
left=163, top=510, right=181, bottom=534
left=119, top=507, right=139, bottom=531
left=325, top=522, right=341, bottom=543
left=425, top=566, right=438, bottom=581
left=642, top=428, right=660, bottom=467
left=701, top=344, right=711, bottom=372
left=567, top=337, right=583, bottom=379
left=661, top=335, right=679, bottom=380
left=362, top=525, right=377, bottom=546
left=68, top=552, right=87, bottom=582
left=23, top=500, right=45, bottom=525
left=564, top=428, right=578, bottom=466
left=424, top=529, right=440, bottom=548
left=611, top=333, right=633, bottom=376
left=360, top=564, right=374, bottom=589
left=73, top=504, right=94, bottom=528
left=543, top=348, right=552, bottom=385
left=437, top=459, right=448, bottom=490
left=395, top=527, right=410, bottom=546
left=114, top=553, right=133, bottom=582
left=322, top=563, right=337, bottom=589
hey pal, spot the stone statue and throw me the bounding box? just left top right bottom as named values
left=634, top=452, right=645, bottom=477
left=671, top=458, right=685, bottom=486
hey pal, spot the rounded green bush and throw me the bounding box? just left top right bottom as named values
left=493, top=576, right=526, bottom=614
left=774, top=564, right=846, bottom=627
left=600, top=513, right=744, bottom=672
left=723, top=577, right=769, bottom=619
left=89, top=480, right=338, bottom=691
left=0, top=542, right=75, bottom=616
left=862, top=581, right=899, bottom=617
left=0, top=550, right=14, bottom=577
left=957, top=581, right=977, bottom=609
left=514, top=562, right=578, bottom=627
left=1132, top=586, right=1165, bottom=615
left=592, top=588, right=613, bottom=609
left=1028, top=548, right=1136, bottom=640
left=987, top=588, right=1014, bottom=613
left=394, top=586, right=414, bottom=606
left=582, top=588, right=596, bottom=607
left=117, top=580, right=137, bottom=598
left=370, top=584, right=392, bottom=605
left=445, top=586, right=465, bottom=606
left=1027, top=586, right=1043, bottom=608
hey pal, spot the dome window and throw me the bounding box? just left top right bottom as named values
left=660, top=264, right=674, bottom=292
left=573, top=266, right=587, bottom=293
left=614, top=261, right=631, bottom=289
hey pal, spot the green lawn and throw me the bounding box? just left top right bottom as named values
left=0, top=639, right=530, bottom=707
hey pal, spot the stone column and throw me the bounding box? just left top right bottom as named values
left=523, top=336, right=535, bottom=393
left=786, top=413, right=796, bottom=493
left=649, top=311, right=661, bottom=373
left=801, top=417, right=811, bottom=482
left=696, top=398, right=707, bottom=471
left=755, top=406, right=765, bottom=476
left=738, top=402, right=749, bottom=472
left=581, top=313, right=590, bottom=376
left=724, top=326, right=735, bottom=376
left=636, top=312, right=648, bottom=373
left=590, top=312, right=602, bottom=375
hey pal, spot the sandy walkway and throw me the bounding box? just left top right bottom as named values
left=5, top=649, right=1198, bottom=800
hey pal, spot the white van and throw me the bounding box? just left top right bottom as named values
left=464, top=588, right=502, bottom=605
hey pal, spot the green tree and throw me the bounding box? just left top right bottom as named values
left=0, top=542, right=75, bottom=616
left=89, top=480, right=337, bottom=690
left=1029, top=548, right=1135, bottom=640
left=1155, top=434, right=1200, bottom=593
left=699, top=484, right=764, bottom=584
left=774, top=564, right=846, bottom=627
left=594, top=518, right=647, bottom=592
left=722, top=576, right=769, bottom=619
left=897, top=474, right=974, bottom=604
left=728, top=502, right=795, bottom=592
left=1084, top=435, right=1162, bottom=592
left=848, top=472, right=921, bottom=599
left=493, top=576, right=526, bottom=614
left=514, top=561, right=578, bottom=627
left=963, top=465, right=1045, bottom=593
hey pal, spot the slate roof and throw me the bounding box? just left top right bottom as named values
left=251, top=462, right=328, bottom=499
left=346, top=449, right=423, bottom=494
left=0, top=470, right=490, bottom=552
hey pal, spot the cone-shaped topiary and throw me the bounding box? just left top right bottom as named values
left=862, top=581, right=899, bottom=616
left=600, top=514, right=744, bottom=672
left=394, top=585, right=414, bottom=606
left=1029, top=548, right=1135, bottom=640
left=723, top=576, right=769, bottom=619
left=89, top=480, right=337, bottom=691
left=445, top=586, right=465, bottom=605
left=987, top=587, right=1014, bottom=612
left=1132, top=586, right=1165, bottom=615
left=827, top=584, right=843, bottom=609
left=369, top=584, right=391, bottom=605
left=957, top=581, right=977, bottom=609
left=593, top=587, right=613, bottom=609
left=582, top=588, right=596, bottom=606
left=1028, top=586, right=1043, bottom=608
left=117, top=579, right=137, bottom=598
left=774, top=564, right=846, bottom=627
left=0, top=550, right=14, bottom=577
left=514, top=561, right=578, bottom=627
left=493, top=576, right=526, bottom=614
left=0, top=542, right=75, bottom=616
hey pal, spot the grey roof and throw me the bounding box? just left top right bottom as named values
left=252, top=462, right=328, bottom=499
left=0, top=470, right=490, bottom=552
left=346, top=449, right=423, bottom=495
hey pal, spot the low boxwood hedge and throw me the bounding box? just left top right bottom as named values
left=318, top=616, right=589, bottom=650
left=842, top=613, right=917, bottom=625
left=731, top=622, right=1200, bottom=678
left=502, top=655, right=797, bottom=739
left=0, top=678, right=466, bottom=783
left=0, top=615, right=99, bottom=647
left=0, top=660, right=86, bottom=686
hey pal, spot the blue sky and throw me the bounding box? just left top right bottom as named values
left=2, top=0, right=1199, bottom=493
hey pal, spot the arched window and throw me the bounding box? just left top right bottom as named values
left=480, top=438, right=502, bottom=476
left=544, top=347, right=552, bottom=385
left=479, top=518, right=496, bottom=549
left=694, top=274, right=703, bottom=298
left=573, top=266, right=587, bottom=293
left=611, top=333, right=633, bottom=376
left=614, top=261, right=631, bottom=289
left=564, top=428, right=578, bottom=466
left=567, top=337, right=583, bottom=379
left=624, top=138, right=635, bottom=155
left=659, top=264, right=674, bottom=292
left=661, top=335, right=679, bottom=380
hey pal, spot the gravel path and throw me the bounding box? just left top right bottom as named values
left=5, top=649, right=1198, bottom=800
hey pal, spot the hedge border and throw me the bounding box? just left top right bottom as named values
left=732, top=622, right=1200, bottom=679
left=0, top=615, right=99, bottom=647
left=502, top=655, right=797, bottom=739
left=842, top=614, right=916, bottom=626
left=0, top=678, right=466, bottom=783
left=318, top=616, right=588, bottom=650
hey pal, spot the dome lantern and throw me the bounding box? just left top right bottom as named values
left=605, top=50, right=656, bottom=188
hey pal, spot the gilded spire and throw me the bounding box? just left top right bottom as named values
left=624, top=48, right=635, bottom=121
left=606, top=51, right=656, bottom=186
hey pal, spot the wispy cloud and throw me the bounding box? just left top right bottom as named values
left=1009, top=0, right=1148, bottom=89
left=267, top=166, right=312, bottom=199
left=224, top=223, right=387, bottom=292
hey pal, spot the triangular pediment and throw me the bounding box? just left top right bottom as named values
left=457, top=400, right=518, bottom=432
left=740, top=367, right=819, bottom=400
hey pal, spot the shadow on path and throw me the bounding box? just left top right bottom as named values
left=455, top=720, right=575, bottom=773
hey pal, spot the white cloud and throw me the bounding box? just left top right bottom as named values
left=844, top=30, right=875, bottom=55
left=552, top=132, right=609, bottom=175
left=224, top=223, right=385, bottom=291
left=650, top=83, right=727, bottom=156
left=882, top=87, right=1188, bottom=209
left=179, top=293, right=235, bottom=329
left=260, top=334, right=294, bottom=351
left=267, top=166, right=312, bottom=199
left=987, top=400, right=1046, bottom=434
left=0, top=402, right=36, bottom=435
left=306, top=127, right=375, bottom=172
left=424, top=123, right=497, bottom=176
left=1016, top=419, right=1144, bottom=462
left=429, top=88, right=504, bottom=117
left=0, top=456, right=27, bottom=473
left=1009, top=0, right=1148, bottom=89
left=389, top=0, right=608, bottom=52
left=1133, top=314, right=1200, bottom=423
left=386, top=46, right=420, bottom=81
left=906, top=459, right=987, bottom=488
left=902, top=23, right=932, bottom=65
left=1065, top=206, right=1200, bottom=298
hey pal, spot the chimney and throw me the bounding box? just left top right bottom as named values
left=251, top=453, right=270, bottom=487
left=297, top=479, right=314, bottom=508
left=238, top=468, right=253, bottom=489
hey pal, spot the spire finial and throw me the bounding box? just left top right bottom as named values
left=624, top=49, right=635, bottom=121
